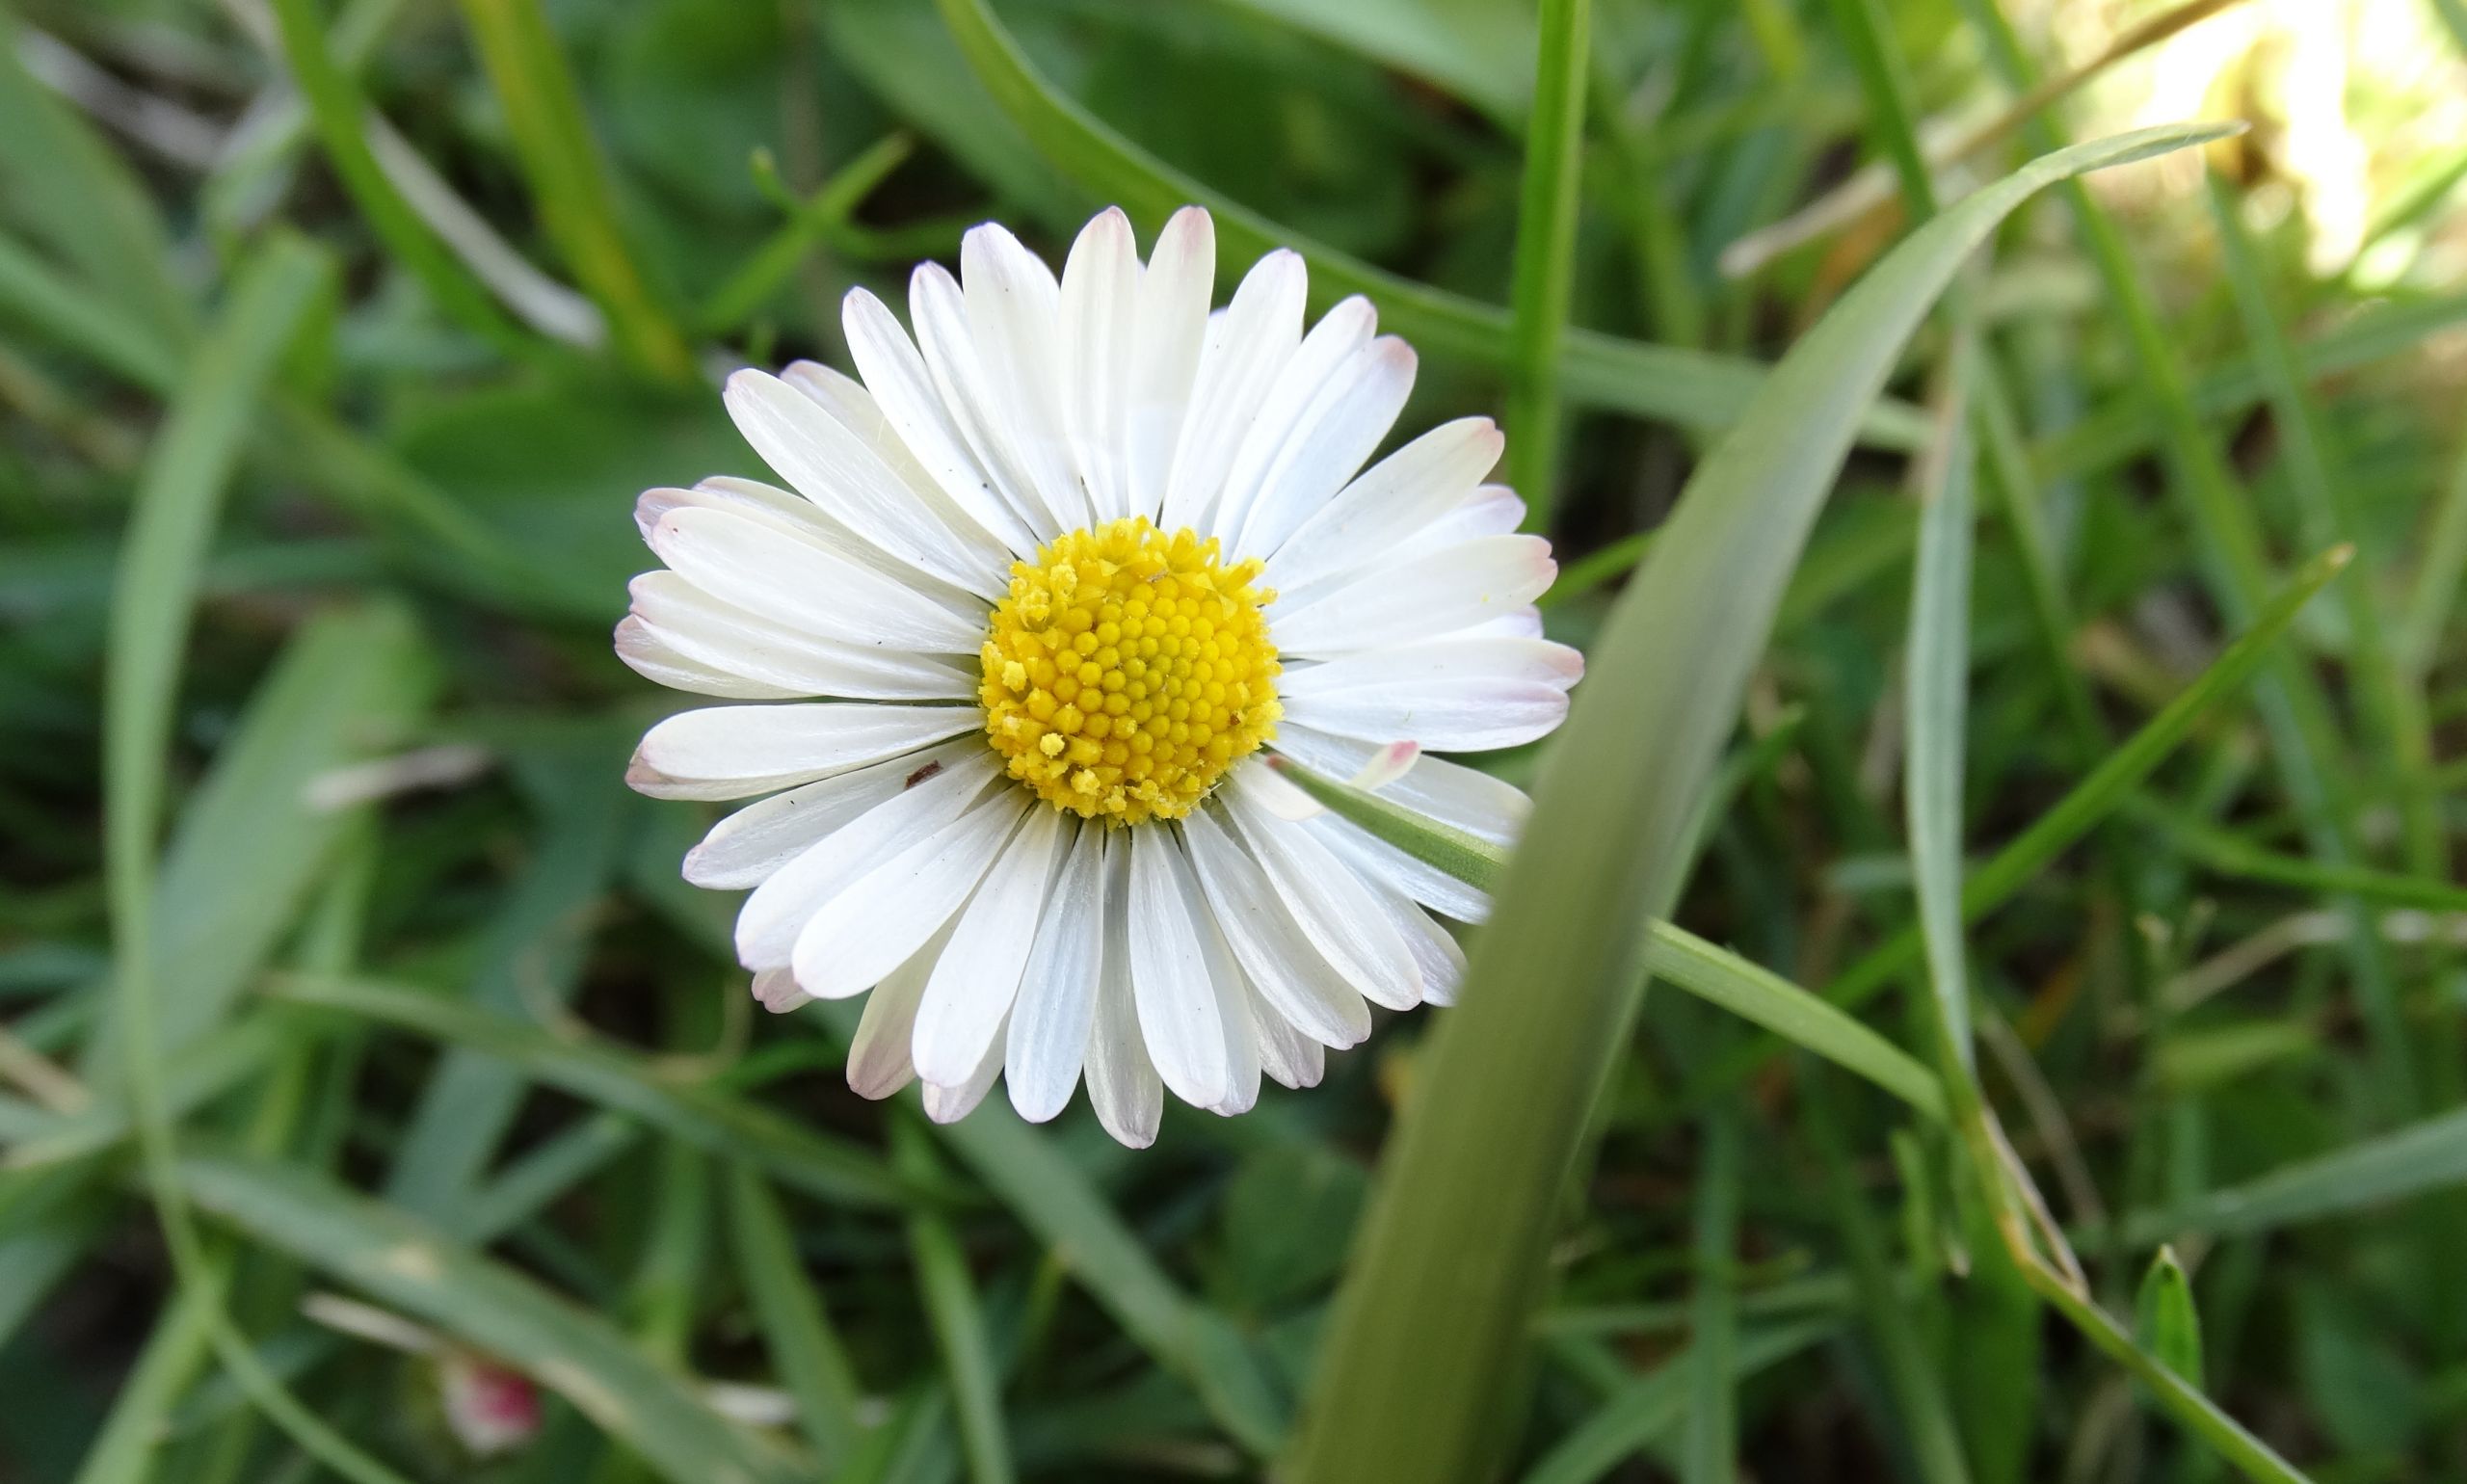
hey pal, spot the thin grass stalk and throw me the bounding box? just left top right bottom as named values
left=100, top=234, right=414, bottom=1484
left=1505, top=0, right=1592, bottom=519
left=454, top=0, right=695, bottom=381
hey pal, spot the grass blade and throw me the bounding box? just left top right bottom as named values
left=2124, top=1106, right=2467, bottom=1244
left=0, top=15, right=191, bottom=334
left=103, top=233, right=415, bottom=1484
left=1288, top=122, right=2231, bottom=1484
left=1682, top=1113, right=1743, bottom=1484
left=727, top=1164, right=868, bottom=1466
left=1643, top=925, right=1946, bottom=1121
left=454, top=0, right=694, bottom=380
left=266, top=973, right=915, bottom=1208
left=1210, top=0, right=1532, bottom=126
left=894, top=1122, right=1015, bottom=1484
left=1503, top=0, right=1590, bottom=515
left=2135, top=1246, right=2205, bottom=1388
left=1811, top=1073, right=1975, bottom=1484
left=1904, top=331, right=1980, bottom=1078
left=270, top=0, right=534, bottom=358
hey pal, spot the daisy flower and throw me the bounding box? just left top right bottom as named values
left=620, top=205, right=1580, bottom=1146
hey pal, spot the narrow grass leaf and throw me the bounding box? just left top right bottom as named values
left=1905, top=336, right=1980, bottom=1077
left=1503, top=0, right=1591, bottom=513
left=728, top=1164, right=868, bottom=1466
left=0, top=17, right=192, bottom=333
left=2126, top=798, right=2467, bottom=912
left=1683, top=1114, right=1743, bottom=1484
left=268, top=973, right=914, bottom=1208
left=1642, top=925, right=1945, bottom=1121
left=1810, top=1073, right=1974, bottom=1484
left=2125, top=1106, right=2467, bottom=1244
left=2038, top=291, right=2467, bottom=484
left=1289, top=123, right=2231, bottom=1484
left=270, top=0, right=534, bottom=357
left=454, top=0, right=694, bottom=380
left=894, top=1123, right=1015, bottom=1484
left=1210, top=0, right=1533, bottom=125
left=2135, top=1246, right=2205, bottom=1388
left=1263, top=755, right=1506, bottom=887
left=104, top=234, right=416, bottom=1484
left=2401, top=439, right=2467, bottom=676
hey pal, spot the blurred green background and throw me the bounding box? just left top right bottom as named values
left=2, top=0, right=2465, bottom=1480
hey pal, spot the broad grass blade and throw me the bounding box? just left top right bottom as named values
left=1287, top=122, right=2235, bottom=1484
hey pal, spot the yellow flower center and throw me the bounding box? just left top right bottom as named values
left=979, top=517, right=1280, bottom=824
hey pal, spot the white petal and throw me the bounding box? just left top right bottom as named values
left=683, top=476, right=982, bottom=609
left=1158, top=249, right=1306, bottom=532
left=1313, top=812, right=1491, bottom=924
left=841, top=286, right=1042, bottom=553
left=1281, top=636, right=1583, bottom=697
left=628, top=571, right=975, bottom=702
left=1085, top=843, right=1162, bottom=1148
left=753, top=967, right=807, bottom=1013
left=912, top=263, right=1060, bottom=541
left=960, top=224, right=1089, bottom=532
left=684, top=737, right=980, bottom=889
left=1424, top=484, right=1527, bottom=542
left=789, top=792, right=1029, bottom=998
left=1207, top=297, right=1378, bottom=546
left=1059, top=208, right=1141, bottom=522
left=1127, top=206, right=1213, bottom=519
left=1457, top=607, right=1547, bottom=640
left=615, top=616, right=801, bottom=700
left=1248, top=982, right=1326, bottom=1090
left=1265, top=418, right=1503, bottom=591
left=922, top=1020, right=1007, bottom=1123
left=1224, top=772, right=1422, bottom=1009
left=1282, top=683, right=1567, bottom=753
left=1273, top=723, right=1530, bottom=843
left=1180, top=808, right=1370, bottom=1049
left=628, top=702, right=980, bottom=802
left=1230, top=335, right=1417, bottom=561
left=1350, top=741, right=1421, bottom=790
left=847, top=922, right=956, bottom=1099
left=1125, top=827, right=1234, bottom=1110
left=1185, top=866, right=1263, bottom=1119
left=733, top=752, right=997, bottom=967
left=1243, top=762, right=1326, bottom=821
left=650, top=505, right=982, bottom=654
left=1270, top=535, right=1557, bottom=654
left=911, top=806, right=1068, bottom=1086
left=1321, top=839, right=1470, bottom=1004
left=1004, top=825, right=1106, bottom=1123
left=726, top=367, right=1008, bottom=597
left=636, top=478, right=830, bottom=545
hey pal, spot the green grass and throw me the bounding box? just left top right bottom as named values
left=4, top=1, right=2465, bottom=1481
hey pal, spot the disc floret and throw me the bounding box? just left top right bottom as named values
left=979, top=517, right=1280, bottom=823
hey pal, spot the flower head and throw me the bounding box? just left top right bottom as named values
left=621, top=206, right=1580, bottom=1145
